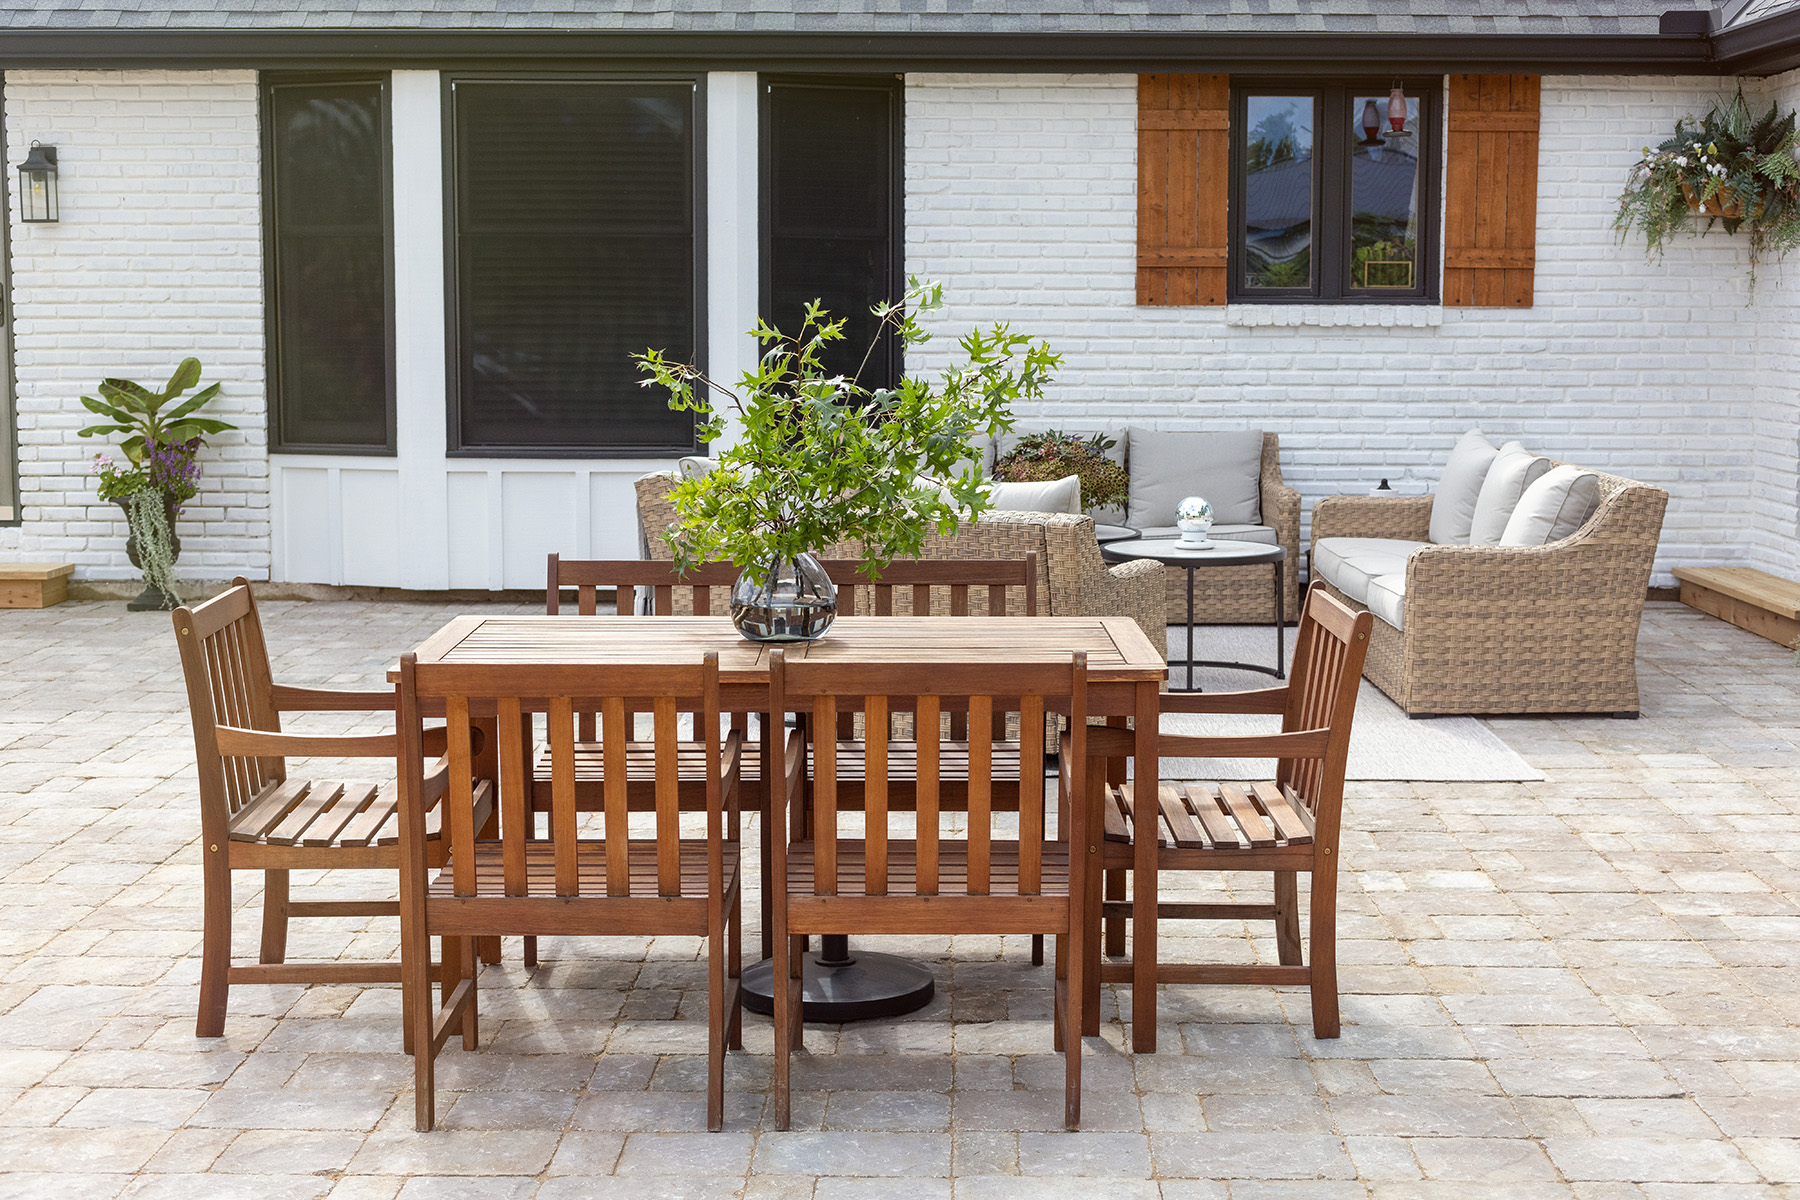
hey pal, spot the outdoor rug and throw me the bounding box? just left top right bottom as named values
left=1152, top=624, right=1546, bottom=782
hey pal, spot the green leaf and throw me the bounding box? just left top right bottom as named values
left=163, top=382, right=221, bottom=422
left=120, top=435, right=147, bottom=464
left=77, top=423, right=132, bottom=438
left=162, top=357, right=202, bottom=402
left=99, top=378, right=155, bottom=412
left=166, top=417, right=236, bottom=440
left=80, top=395, right=135, bottom=423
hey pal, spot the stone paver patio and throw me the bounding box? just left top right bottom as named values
left=2, top=597, right=1798, bottom=1198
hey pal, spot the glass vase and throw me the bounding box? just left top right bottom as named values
left=730, top=553, right=838, bottom=642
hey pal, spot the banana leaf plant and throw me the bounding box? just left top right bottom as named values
left=76, top=357, right=236, bottom=464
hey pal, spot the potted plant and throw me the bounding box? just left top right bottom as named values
left=636, top=280, right=1059, bottom=642
left=992, top=429, right=1129, bottom=517
left=1615, top=93, right=1800, bottom=290
left=78, top=358, right=236, bottom=611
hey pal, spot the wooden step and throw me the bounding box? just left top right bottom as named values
left=0, top=563, right=74, bottom=609
left=1672, top=566, right=1800, bottom=648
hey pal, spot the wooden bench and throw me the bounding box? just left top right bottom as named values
left=1673, top=566, right=1800, bottom=648
left=0, top=563, right=74, bottom=609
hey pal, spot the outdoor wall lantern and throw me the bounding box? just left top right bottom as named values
left=18, top=141, right=58, bottom=223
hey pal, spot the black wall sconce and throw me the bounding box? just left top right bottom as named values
left=18, top=141, right=58, bottom=223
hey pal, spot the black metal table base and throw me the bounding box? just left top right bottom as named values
left=1169, top=560, right=1286, bottom=692
left=740, top=935, right=936, bottom=1022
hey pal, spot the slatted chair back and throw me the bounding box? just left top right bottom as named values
left=1153, top=584, right=1370, bottom=852
left=173, top=582, right=283, bottom=831
left=817, top=554, right=1037, bottom=620
left=400, top=652, right=730, bottom=904
left=768, top=653, right=1085, bottom=906
left=546, top=554, right=741, bottom=618
left=816, top=555, right=1037, bottom=743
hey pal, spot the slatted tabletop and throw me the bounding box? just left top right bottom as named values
left=398, top=615, right=1166, bottom=690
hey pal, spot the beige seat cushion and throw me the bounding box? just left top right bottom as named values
left=1428, top=429, right=1499, bottom=545
left=1469, top=441, right=1552, bottom=545
left=1365, top=572, right=1406, bottom=631
left=1126, top=428, right=1263, bottom=528
left=1137, top=523, right=1278, bottom=545
left=1500, top=465, right=1603, bottom=546
left=1312, top=537, right=1423, bottom=604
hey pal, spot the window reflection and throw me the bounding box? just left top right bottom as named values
left=1349, top=94, right=1421, bottom=290
left=1243, top=95, right=1315, bottom=290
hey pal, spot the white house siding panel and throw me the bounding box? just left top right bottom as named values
left=1748, top=69, right=1800, bottom=584
left=1, top=69, right=268, bottom=582
left=904, top=73, right=1768, bottom=587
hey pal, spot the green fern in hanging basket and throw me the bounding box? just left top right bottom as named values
left=1615, top=93, right=1800, bottom=291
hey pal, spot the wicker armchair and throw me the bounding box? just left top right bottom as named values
left=1308, top=468, right=1668, bottom=716
left=633, top=474, right=1166, bottom=652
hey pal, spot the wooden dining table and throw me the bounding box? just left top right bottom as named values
left=397, top=612, right=1168, bottom=1044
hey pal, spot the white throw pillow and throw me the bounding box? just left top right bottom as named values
left=986, top=474, right=1083, bottom=515
left=1428, top=429, right=1500, bottom=546
left=1499, top=465, right=1603, bottom=546
left=1468, top=441, right=1552, bottom=545
left=676, top=456, right=719, bottom=481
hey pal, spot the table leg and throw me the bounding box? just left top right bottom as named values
left=1185, top=566, right=1198, bottom=692
left=1275, top=561, right=1286, bottom=680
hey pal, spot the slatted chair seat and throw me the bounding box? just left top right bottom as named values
left=1101, top=780, right=1315, bottom=851
left=429, top=839, right=740, bottom=912
left=228, top=766, right=475, bottom=849
left=787, top=839, right=1070, bottom=900
left=528, top=739, right=764, bottom=807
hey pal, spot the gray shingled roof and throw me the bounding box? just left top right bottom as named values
left=0, top=0, right=1718, bottom=35
left=1721, top=0, right=1800, bottom=27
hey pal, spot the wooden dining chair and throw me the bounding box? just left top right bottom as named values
left=171, top=578, right=487, bottom=1043
left=396, top=650, right=743, bottom=1132
left=767, top=648, right=1090, bottom=1130
left=1073, top=583, right=1372, bottom=1051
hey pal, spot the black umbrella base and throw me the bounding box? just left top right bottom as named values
left=740, top=936, right=935, bottom=1023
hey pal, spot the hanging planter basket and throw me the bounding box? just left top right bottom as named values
left=1680, top=180, right=1748, bottom=219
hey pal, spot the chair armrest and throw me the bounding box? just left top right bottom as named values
left=215, top=726, right=398, bottom=759
left=270, top=684, right=396, bottom=712
left=1158, top=688, right=1289, bottom=715
left=1310, top=494, right=1434, bottom=547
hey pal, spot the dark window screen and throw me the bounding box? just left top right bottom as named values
left=452, top=80, right=698, bottom=453
left=267, top=78, right=391, bottom=450
left=765, top=80, right=900, bottom=391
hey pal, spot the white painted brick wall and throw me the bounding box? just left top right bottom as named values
left=904, top=72, right=1775, bottom=587
left=2, top=70, right=268, bottom=583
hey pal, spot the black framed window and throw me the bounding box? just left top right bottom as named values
left=762, top=76, right=903, bottom=392
left=1230, top=79, right=1440, bottom=303
left=263, top=74, right=394, bottom=453
left=447, top=76, right=702, bottom=456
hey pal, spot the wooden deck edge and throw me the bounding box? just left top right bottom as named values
left=1674, top=567, right=1800, bottom=648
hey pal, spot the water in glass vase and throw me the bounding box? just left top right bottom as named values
left=730, top=553, right=839, bottom=642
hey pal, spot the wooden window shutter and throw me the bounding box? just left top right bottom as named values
left=1444, top=75, right=1540, bottom=307
left=1137, top=74, right=1228, bottom=306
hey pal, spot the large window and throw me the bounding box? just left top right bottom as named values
left=1230, top=80, right=1439, bottom=303
left=263, top=75, right=394, bottom=453
left=448, top=77, right=701, bottom=455
left=762, top=76, right=903, bottom=391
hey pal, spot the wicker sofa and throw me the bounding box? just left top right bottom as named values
left=633, top=473, right=1167, bottom=651
left=1308, top=467, right=1668, bottom=716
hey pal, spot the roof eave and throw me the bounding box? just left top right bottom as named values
left=0, top=29, right=1721, bottom=76
left=1713, top=7, right=1800, bottom=73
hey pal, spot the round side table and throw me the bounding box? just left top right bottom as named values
left=1100, top=537, right=1287, bottom=692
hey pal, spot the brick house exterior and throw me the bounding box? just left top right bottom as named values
left=2, top=1, right=1799, bottom=589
